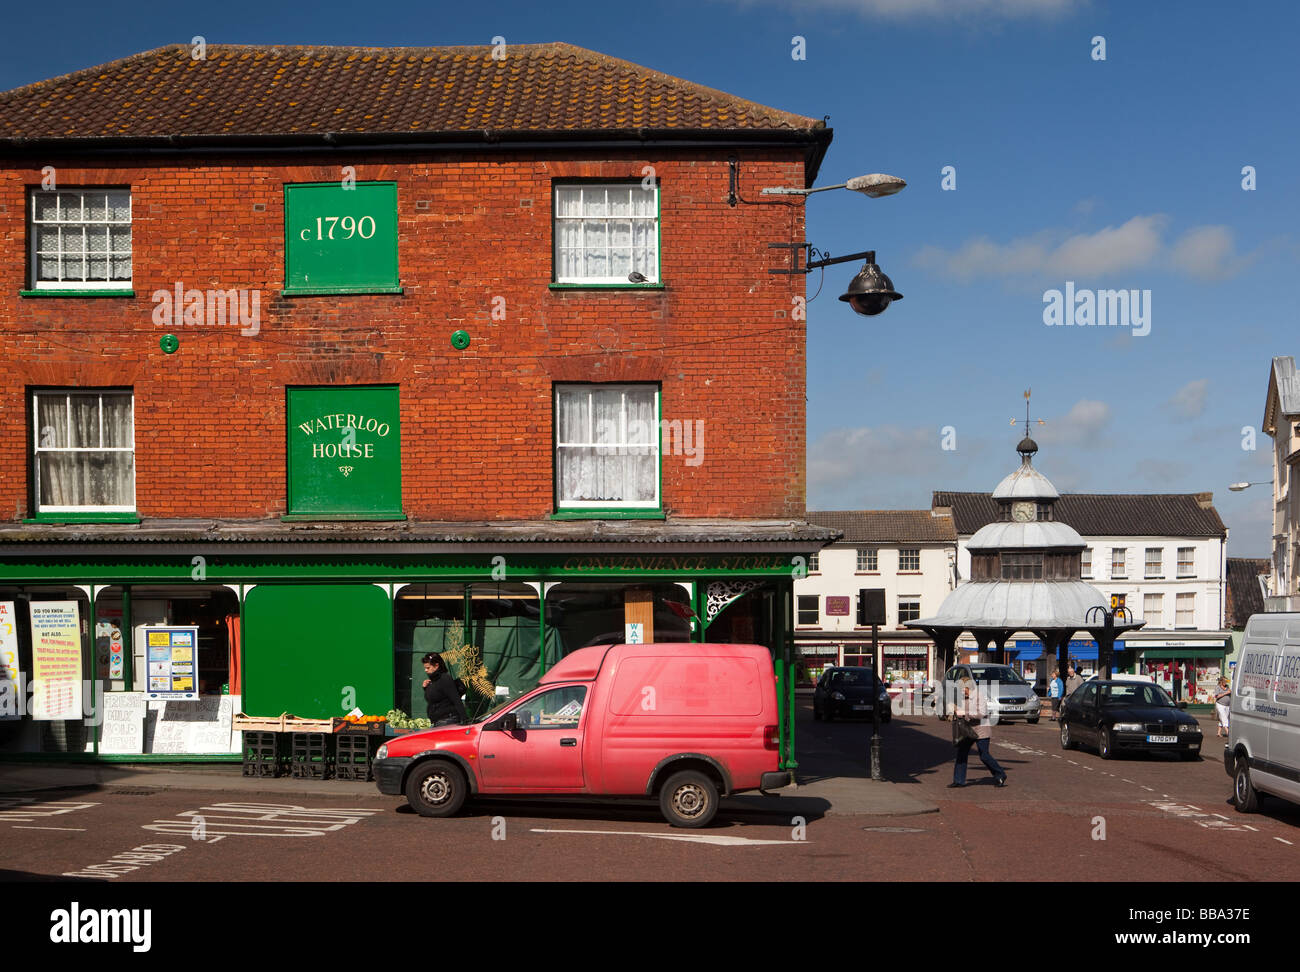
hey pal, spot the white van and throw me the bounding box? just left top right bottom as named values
left=1225, top=613, right=1300, bottom=812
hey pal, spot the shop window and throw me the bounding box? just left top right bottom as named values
left=395, top=583, right=553, bottom=720
left=544, top=582, right=691, bottom=657
left=0, top=588, right=93, bottom=755
left=553, top=182, right=659, bottom=285
left=283, top=182, right=399, bottom=294
left=29, top=188, right=131, bottom=291
left=31, top=389, right=135, bottom=513
left=554, top=384, right=660, bottom=512
left=285, top=385, right=403, bottom=519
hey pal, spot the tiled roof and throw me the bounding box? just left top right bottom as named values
left=1226, top=557, right=1270, bottom=627
left=805, top=510, right=957, bottom=544
left=0, top=44, right=827, bottom=142
left=933, top=491, right=1228, bottom=539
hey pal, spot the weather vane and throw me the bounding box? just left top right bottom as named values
left=1010, top=388, right=1046, bottom=438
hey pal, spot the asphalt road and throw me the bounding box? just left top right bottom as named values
left=4, top=702, right=1297, bottom=885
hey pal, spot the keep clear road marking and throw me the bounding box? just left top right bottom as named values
left=13, top=826, right=86, bottom=831
left=529, top=828, right=802, bottom=846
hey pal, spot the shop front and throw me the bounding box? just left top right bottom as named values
left=0, top=530, right=827, bottom=769
left=1134, top=640, right=1231, bottom=704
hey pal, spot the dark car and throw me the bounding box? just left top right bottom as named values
left=813, top=667, right=891, bottom=722
left=1059, top=680, right=1202, bottom=760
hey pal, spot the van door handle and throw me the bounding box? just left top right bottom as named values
left=560, top=738, right=577, bottom=747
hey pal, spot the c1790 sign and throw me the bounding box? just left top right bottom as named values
left=283, top=182, right=399, bottom=294
left=286, top=386, right=403, bottom=519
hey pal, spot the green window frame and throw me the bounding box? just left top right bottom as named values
left=553, top=383, right=661, bottom=517
left=283, top=182, right=400, bottom=295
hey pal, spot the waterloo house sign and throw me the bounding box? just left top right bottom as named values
left=285, top=386, right=403, bottom=519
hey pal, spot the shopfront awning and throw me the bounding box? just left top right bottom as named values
left=1140, top=647, right=1227, bottom=659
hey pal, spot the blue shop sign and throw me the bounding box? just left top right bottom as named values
left=1010, top=639, right=1125, bottom=661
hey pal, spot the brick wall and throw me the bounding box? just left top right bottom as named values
left=0, top=148, right=808, bottom=520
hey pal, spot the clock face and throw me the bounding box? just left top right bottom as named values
left=1012, top=502, right=1036, bottom=522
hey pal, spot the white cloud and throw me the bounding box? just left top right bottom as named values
left=808, top=424, right=968, bottom=508
left=1165, top=378, right=1210, bottom=420
left=915, top=215, right=1257, bottom=283
left=1037, top=399, right=1112, bottom=448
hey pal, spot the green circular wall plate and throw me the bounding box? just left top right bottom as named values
left=450, top=329, right=471, bottom=350
left=160, top=334, right=179, bottom=354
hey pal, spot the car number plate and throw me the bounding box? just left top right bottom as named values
left=1146, top=735, right=1177, bottom=743
left=853, top=704, right=870, bottom=711
left=1002, top=706, right=1023, bottom=712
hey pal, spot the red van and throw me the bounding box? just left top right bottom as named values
left=374, top=642, right=789, bottom=827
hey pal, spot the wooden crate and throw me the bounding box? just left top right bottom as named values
left=232, top=713, right=335, bottom=733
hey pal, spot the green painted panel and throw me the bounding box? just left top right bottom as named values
left=284, top=182, right=398, bottom=293
left=286, top=386, right=402, bottom=516
left=243, top=584, right=393, bottom=718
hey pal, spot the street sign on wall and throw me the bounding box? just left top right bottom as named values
left=283, top=182, right=399, bottom=294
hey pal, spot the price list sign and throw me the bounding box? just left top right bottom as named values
left=30, top=601, right=82, bottom=720
left=145, top=627, right=200, bottom=701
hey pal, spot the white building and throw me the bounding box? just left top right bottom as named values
left=933, top=490, right=1230, bottom=703
left=795, top=511, right=957, bottom=685
left=1263, top=355, right=1300, bottom=610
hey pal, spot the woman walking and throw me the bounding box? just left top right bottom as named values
left=1214, top=676, right=1232, bottom=738
left=949, top=675, right=1007, bottom=788
left=421, top=651, right=469, bottom=727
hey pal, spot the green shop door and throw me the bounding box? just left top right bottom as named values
left=243, top=585, right=393, bottom=719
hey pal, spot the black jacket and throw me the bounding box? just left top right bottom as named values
left=424, top=670, right=469, bottom=724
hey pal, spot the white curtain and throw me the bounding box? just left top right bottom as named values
left=557, top=387, right=656, bottom=504
left=37, top=393, right=133, bottom=508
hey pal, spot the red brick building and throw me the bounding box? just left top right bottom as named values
left=0, top=44, right=835, bottom=762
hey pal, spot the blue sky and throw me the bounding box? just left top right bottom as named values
left=3, top=0, right=1290, bottom=555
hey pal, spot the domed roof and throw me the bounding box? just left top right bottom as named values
left=992, top=454, right=1060, bottom=501
left=967, top=520, right=1086, bottom=551
left=906, top=580, right=1107, bottom=630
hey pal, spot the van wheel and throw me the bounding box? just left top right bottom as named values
left=659, top=770, right=718, bottom=829
left=405, top=761, right=468, bottom=818
left=1233, top=756, right=1260, bottom=813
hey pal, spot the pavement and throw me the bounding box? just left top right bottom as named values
left=1, top=709, right=1225, bottom=818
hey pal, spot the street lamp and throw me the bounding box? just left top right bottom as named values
left=761, top=170, right=906, bottom=317
left=1229, top=481, right=1271, bottom=491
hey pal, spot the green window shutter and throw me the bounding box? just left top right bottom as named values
left=286, top=386, right=403, bottom=517
left=284, top=182, right=399, bottom=293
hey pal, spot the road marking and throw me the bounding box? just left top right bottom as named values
left=1211, top=813, right=1230, bottom=820
left=1275, top=837, right=1294, bottom=845
left=13, top=826, right=86, bottom=831
left=529, top=828, right=802, bottom=847
left=1243, top=825, right=1258, bottom=832
left=1122, top=779, right=1136, bottom=784
left=1141, top=786, right=1154, bottom=791
left=0, top=799, right=99, bottom=825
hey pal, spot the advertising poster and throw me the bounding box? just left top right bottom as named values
left=0, top=601, right=20, bottom=720
left=95, top=608, right=125, bottom=680
left=145, top=627, right=199, bottom=700
left=30, top=601, right=83, bottom=721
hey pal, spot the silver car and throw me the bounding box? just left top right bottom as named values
left=939, top=663, right=1042, bottom=724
